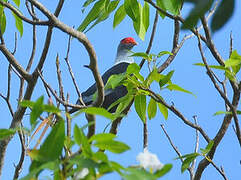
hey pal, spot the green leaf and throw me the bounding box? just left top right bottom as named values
left=43, top=104, right=61, bottom=114
left=162, top=0, right=182, bottom=15
left=106, top=73, right=126, bottom=90
left=113, top=4, right=126, bottom=28
left=13, top=0, right=20, bottom=7
left=157, top=51, right=173, bottom=58
left=142, top=2, right=149, bottom=31
left=19, top=100, right=35, bottom=108
left=225, top=50, right=241, bottom=74
left=133, top=3, right=146, bottom=40
left=77, top=0, right=106, bottom=32
left=201, top=140, right=214, bottom=155
left=176, top=152, right=200, bottom=160
left=107, top=93, right=133, bottom=113
left=159, top=70, right=174, bottom=88
left=157, top=102, right=168, bottom=120
left=37, top=120, right=65, bottom=162
left=74, top=124, right=82, bottom=145
left=194, top=63, right=227, bottom=71
left=166, top=84, right=195, bottom=96
left=73, top=125, right=92, bottom=157
left=123, top=168, right=156, bottom=180
left=21, top=160, right=59, bottom=180
left=213, top=111, right=232, bottom=116
left=0, top=6, right=6, bottom=35
left=89, top=133, right=116, bottom=143
left=0, top=128, right=16, bottom=140
left=211, top=0, right=234, bottom=32
left=182, top=0, right=214, bottom=29
left=12, top=11, right=23, bottom=36
left=225, top=51, right=241, bottom=67
left=154, top=164, right=172, bottom=177
left=225, top=69, right=236, bottom=82
left=181, top=155, right=197, bottom=173
left=147, top=98, right=157, bottom=120
left=85, top=0, right=120, bottom=32
left=83, top=0, right=97, bottom=8
left=30, top=96, right=44, bottom=126
left=131, top=52, right=150, bottom=60
left=114, top=94, right=134, bottom=114
left=77, top=107, right=116, bottom=120
left=127, top=63, right=140, bottom=75
left=156, top=0, right=167, bottom=18
left=94, top=139, right=130, bottom=153
left=213, top=110, right=241, bottom=116
left=127, top=63, right=144, bottom=82
left=145, top=68, right=163, bottom=86
left=124, top=0, right=139, bottom=22
left=134, top=95, right=146, bottom=123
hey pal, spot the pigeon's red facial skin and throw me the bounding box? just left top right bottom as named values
left=121, top=37, right=137, bottom=45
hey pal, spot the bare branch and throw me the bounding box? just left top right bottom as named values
left=161, top=124, right=193, bottom=178
left=56, top=54, right=65, bottom=101
left=200, top=17, right=225, bottom=65
left=38, top=70, right=85, bottom=110
left=229, top=32, right=233, bottom=57
left=143, top=119, right=148, bottom=149
left=0, top=0, right=65, bottom=175
left=12, top=32, right=18, bottom=55
left=140, top=10, right=159, bottom=68
left=158, top=19, right=180, bottom=73
left=190, top=115, right=199, bottom=178
left=0, top=65, right=14, bottom=116
left=207, top=158, right=229, bottom=180
left=0, top=45, right=31, bottom=81
left=13, top=126, right=26, bottom=180
left=197, top=34, right=241, bottom=147
left=0, top=1, right=49, bottom=25
left=29, top=0, right=104, bottom=108
left=194, top=32, right=240, bottom=180
left=64, top=34, right=84, bottom=105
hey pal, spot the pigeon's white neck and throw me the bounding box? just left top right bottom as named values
left=114, top=45, right=134, bottom=65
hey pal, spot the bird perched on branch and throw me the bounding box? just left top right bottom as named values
left=69, top=37, right=137, bottom=113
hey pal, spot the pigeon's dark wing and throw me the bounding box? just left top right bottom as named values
left=69, top=62, right=130, bottom=113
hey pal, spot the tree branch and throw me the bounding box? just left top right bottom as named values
left=0, top=45, right=31, bottom=81
left=29, top=0, right=104, bottom=108
left=0, top=1, right=49, bottom=25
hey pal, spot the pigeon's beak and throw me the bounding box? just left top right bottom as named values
left=133, top=41, right=138, bottom=46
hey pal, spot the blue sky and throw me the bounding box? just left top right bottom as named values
left=0, top=0, right=241, bottom=179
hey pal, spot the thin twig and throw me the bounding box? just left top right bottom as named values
left=207, top=158, right=229, bottom=180
left=64, top=34, right=84, bottom=105
left=37, top=69, right=84, bottom=109
left=0, top=1, right=49, bottom=25
left=200, top=17, right=225, bottom=66
left=158, top=19, right=180, bottom=73
left=197, top=34, right=241, bottom=147
left=190, top=115, right=199, bottom=179
left=56, top=54, right=65, bottom=102
left=143, top=118, right=148, bottom=149
left=13, top=125, right=26, bottom=180
left=0, top=65, right=14, bottom=116
left=140, top=10, right=159, bottom=68
left=12, top=32, right=18, bottom=55
left=160, top=124, right=193, bottom=177
left=229, top=32, right=233, bottom=58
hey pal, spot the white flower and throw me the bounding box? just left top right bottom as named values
left=136, top=148, right=163, bottom=171
left=74, top=168, right=89, bottom=179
